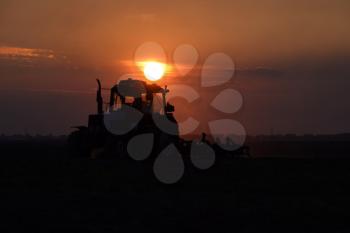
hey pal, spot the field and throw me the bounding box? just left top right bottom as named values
left=1, top=139, right=350, bottom=232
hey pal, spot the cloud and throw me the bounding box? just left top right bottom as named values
left=0, top=87, right=95, bottom=96
left=0, top=45, right=72, bottom=68
left=0, top=46, right=55, bottom=59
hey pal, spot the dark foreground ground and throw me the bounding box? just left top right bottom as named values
left=1, top=140, right=350, bottom=232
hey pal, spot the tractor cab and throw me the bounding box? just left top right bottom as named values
left=69, top=77, right=179, bottom=158
left=107, top=78, right=173, bottom=115
left=88, top=77, right=177, bottom=139
left=96, top=78, right=174, bottom=115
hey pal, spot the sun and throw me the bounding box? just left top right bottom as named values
left=143, top=61, right=166, bottom=81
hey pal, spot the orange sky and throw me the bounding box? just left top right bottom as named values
left=1, top=0, right=350, bottom=67
left=0, top=0, right=350, bottom=135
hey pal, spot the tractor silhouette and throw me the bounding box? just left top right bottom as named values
left=68, top=78, right=179, bottom=158
left=68, top=78, right=250, bottom=159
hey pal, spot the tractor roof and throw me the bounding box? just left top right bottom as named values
left=112, top=78, right=165, bottom=97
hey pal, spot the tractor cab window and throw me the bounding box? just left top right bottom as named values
left=124, top=96, right=135, bottom=104
left=115, top=94, right=150, bottom=113
left=109, top=93, right=165, bottom=115
left=152, top=93, right=165, bottom=115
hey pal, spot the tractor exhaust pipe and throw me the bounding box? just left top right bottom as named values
left=96, top=79, right=103, bottom=114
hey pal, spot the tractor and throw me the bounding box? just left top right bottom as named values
left=68, top=78, right=179, bottom=159
left=68, top=77, right=250, bottom=160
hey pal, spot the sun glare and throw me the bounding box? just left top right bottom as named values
left=143, top=61, right=166, bottom=81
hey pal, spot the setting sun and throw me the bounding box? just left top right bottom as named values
left=143, top=61, right=166, bottom=81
